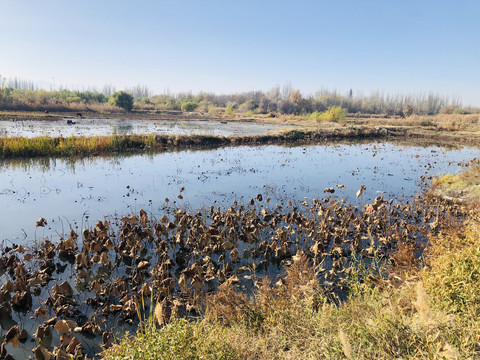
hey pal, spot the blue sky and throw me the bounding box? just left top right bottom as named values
left=1, top=0, right=479, bottom=105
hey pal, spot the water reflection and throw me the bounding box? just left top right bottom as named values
left=0, top=119, right=291, bottom=138
left=0, top=142, right=478, bottom=244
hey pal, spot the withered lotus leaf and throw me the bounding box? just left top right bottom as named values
left=90, top=241, right=103, bottom=254
left=36, top=217, right=47, bottom=227
left=0, top=303, right=12, bottom=319
left=35, top=307, right=48, bottom=318
left=1, top=279, right=14, bottom=293
left=19, top=328, right=28, bottom=343
left=32, top=345, right=53, bottom=360
left=99, top=252, right=110, bottom=266
left=160, top=215, right=169, bottom=224
left=356, top=185, right=366, bottom=198
left=109, top=304, right=123, bottom=313
left=225, top=275, right=241, bottom=286
left=6, top=255, right=18, bottom=268
left=23, top=253, right=34, bottom=261
left=77, top=269, right=88, bottom=279
left=14, top=245, right=26, bottom=253
left=137, top=261, right=150, bottom=272
left=14, top=264, right=27, bottom=278
left=229, top=248, right=240, bottom=263
left=5, top=325, right=19, bottom=347
left=34, top=324, right=51, bottom=342
left=59, top=237, right=76, bottom=251
left=44, top=317, right=57, bottom=326
left=80, top=321, right=102, bottom=336
left=222, top=240, right=234, bottom=251
left=140, top=209, right=148, bottom=225
left=69, top=229, right=78, bottom=240
left=90, top=280, right=102, bottom=293
left=104, top=238, right=115, bottom=251
left=12, top=290, right=32, bottom=311
left=140, top=282, right=151, bottom=297
left=75, top=252, right=90, bottom=269
left=53, top=347, right=70, bottom=360
left=160, top=277, right=174, bottom=293
left=365, top=204, right=376, bottom=215
left=65, top=336, right=82, bottom=355
left=125, top=215, right=139, bottom=225
left=178, top=273, right=187, bottom=291
left=191, top=275, right=203, bottom=291
left=54, top=320, right=76, bottom=335
left=120, top=294, right=131, bottom=304
left=95, top=221, right=106, bottom=233
left=53, top=281, right=74, bottom=298
left=121, top=300, right=136, bottom=319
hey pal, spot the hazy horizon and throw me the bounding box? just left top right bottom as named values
left=1, top=0, right=479, bottom=105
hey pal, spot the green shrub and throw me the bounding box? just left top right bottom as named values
left=453, top=108, right=472, bottom=115
left=225, top=105, right=236, bottom=115
left=238, top=100, right=256, bottom=113
left=318, top=106, right=346, bottom=122
left=108, top=91, right=134, bottom=111
left=309, top=111, right=322, bottom=121
left=181, top=101, right=199, bottom=112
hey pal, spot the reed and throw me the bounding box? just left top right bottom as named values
left=0, top=128, right=397, bottom=159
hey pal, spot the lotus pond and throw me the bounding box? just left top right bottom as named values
left=1, top=142, right=478, bottom=243
left=0, top=142, right=479, bottom=359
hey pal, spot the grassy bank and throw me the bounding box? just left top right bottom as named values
left=430, top=165, right=480, bottom=203
left=0, top=127, right=399, bottom=159
left=104, top=216, right=480, bottom=359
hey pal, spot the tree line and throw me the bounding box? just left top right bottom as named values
left=0, top=75, right=474, bottom=115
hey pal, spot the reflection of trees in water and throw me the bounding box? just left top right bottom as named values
left=113, top=123, right=134, bottom=134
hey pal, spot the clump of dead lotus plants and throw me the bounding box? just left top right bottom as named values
left=0, top=194, right=471, bottom=359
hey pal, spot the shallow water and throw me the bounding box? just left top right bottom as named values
left=0, top=118, right=290, bottom=137
left=1, top=142, right=478, bottom=244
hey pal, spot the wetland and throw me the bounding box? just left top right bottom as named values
left=0, top=114, right=479, bottom=359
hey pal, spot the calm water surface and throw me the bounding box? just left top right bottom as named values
left=0, top=118, right=291, bottom=137
left=1, top=143, right=478, bottom=244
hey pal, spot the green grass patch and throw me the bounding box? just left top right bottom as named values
left=104, top=319, right=238, bottom=360
left=432, top=166, right=480, bottom=202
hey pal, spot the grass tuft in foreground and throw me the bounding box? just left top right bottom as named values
left=104, top=223, right=480, bottom=359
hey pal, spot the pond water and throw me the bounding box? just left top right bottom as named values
left=0, top=118, right=291, bottom=138
left=1, top=142, right=478, bottom=245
